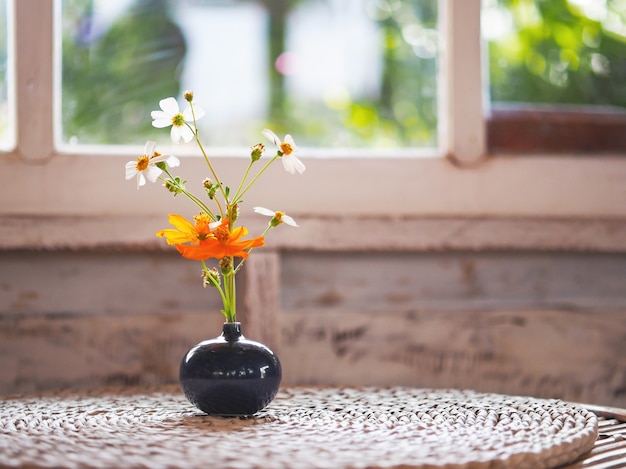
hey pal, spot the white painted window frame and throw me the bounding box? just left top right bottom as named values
left=1, top=0, right=625, bottom=250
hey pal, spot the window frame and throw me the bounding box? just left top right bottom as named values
left=1, top=0, right=625, bottom=251
left=0, top=0, right=15, bottom=151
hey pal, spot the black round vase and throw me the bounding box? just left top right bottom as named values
left=179, top=322, right=282, bottom=416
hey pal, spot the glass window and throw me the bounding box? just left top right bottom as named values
left=0, top=0, right=12, bottom=149
left=60, top=0, right=438, bottom=150
left=482, top=0, right=626, bottom=154
left=483, top=0, right=626, bottom=110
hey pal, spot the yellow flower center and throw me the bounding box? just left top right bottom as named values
left=136, top=155, right=149, bottom=171
left=193, top=213, right=213, bottom=240
left=172, top=113, right=185, bottom=127
left=274, top=211, right=284, bottom=223
left=214, top=226, right=230, bottom=244
left=280, top=142, right=293, bottom=155
left=193, top=213, right=212, bottom=224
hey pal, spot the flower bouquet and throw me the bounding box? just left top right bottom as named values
left=125, top=92, right=305, bottom=415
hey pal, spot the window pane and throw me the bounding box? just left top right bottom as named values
left=0, top=0, right=11, bottom=149
left=60, top=0, right=438, bottom=150
left=484, top=0, right=626, bottom=109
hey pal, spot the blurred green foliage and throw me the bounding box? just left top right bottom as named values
left=62, top=0, right=185, bottom=144
left=61, top=0, right=438, bottom=148
left=263, top=0, right=439, bottom=149
left=487, top=0, right=626, bottom=108
left=22, top=0, right=626, bottom=149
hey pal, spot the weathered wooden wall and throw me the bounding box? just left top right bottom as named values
left=1, top=232, right=625, bottom=407
left=0, top=251, right=224, bottom=393
left=279, top=252, right=626, bottom=407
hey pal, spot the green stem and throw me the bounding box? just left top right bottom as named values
left=234, top=154, right=280, bottom=204
left=224, top=260, right=236, bottom=322
left=201, top=261, right=229, bottom=315
left=186, top=109, right=229, bottom=205
left=232, top=160, right=255, bottom=204
left=159, top=172, right=217, bottom=220
left=192, top=130, right=226, bottom=218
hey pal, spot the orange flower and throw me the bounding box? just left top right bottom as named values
left=157, top=213, right=216, bottom=246
left=175, top=219, right=264, bottom=261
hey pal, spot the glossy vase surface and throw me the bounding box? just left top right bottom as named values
left=179, top=322, right=281, bottom=416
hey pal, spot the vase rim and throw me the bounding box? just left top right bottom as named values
left=222, top=321, right=243, bottom=340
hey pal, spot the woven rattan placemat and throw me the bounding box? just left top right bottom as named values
left=0, top=386, right=597, bottom=469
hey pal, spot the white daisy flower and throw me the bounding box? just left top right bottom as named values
left=125, top=141, right=180, bottom=189
left=262, top=129, right=305, bottom=174
left=151, top=97, right=205, bottom=143
left=254, top=206, right=299, bottom=227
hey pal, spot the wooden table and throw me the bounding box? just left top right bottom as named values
left=1, top=385, right=624, bottom=468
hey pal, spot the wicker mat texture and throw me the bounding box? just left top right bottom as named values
left=0, top=386, right=598, bottom=469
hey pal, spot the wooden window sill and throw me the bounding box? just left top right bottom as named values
left=487, top=104, right=626, bottom=154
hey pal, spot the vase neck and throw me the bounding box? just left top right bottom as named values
left=222, top=322, right=243, bottom=341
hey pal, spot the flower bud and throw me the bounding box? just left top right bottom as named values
left=203, top=178, right=216, bottom=199
left=202, top=268, right=220, bottom=288
left=183, top=90, right=194, bottom=102
left=219, top=257, right=233, bottom=275
left=250, top=143, right=265, bottom=162
left=164, top=177, right=185, bottom=194
left=230, top=204, right=239, bottom=224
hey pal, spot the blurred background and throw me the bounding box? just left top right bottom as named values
left=1, top=0, right=625, bottom=406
